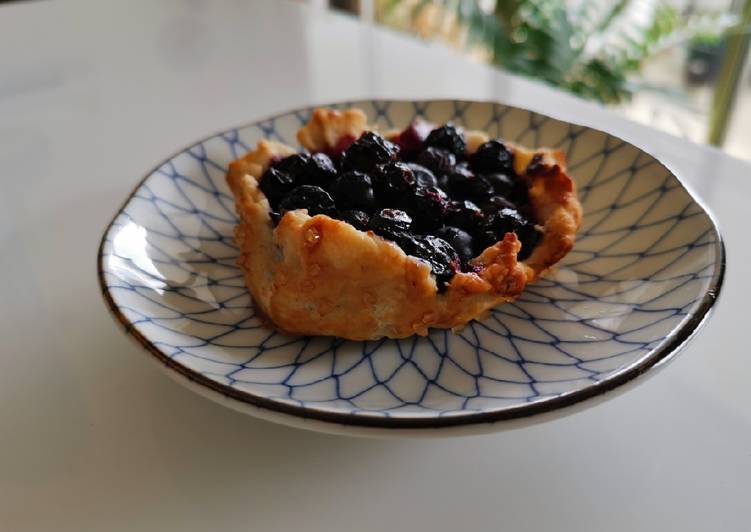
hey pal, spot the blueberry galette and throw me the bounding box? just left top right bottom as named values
left=226, top=107, right=582, bottom=340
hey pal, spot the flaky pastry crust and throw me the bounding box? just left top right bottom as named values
left=226, top=108, right=582, bottom=340
left=297, top=108, right=368, bottom=153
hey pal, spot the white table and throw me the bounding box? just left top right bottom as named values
left=1, top=1, right=749, bottom=530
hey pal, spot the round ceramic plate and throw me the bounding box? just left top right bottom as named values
left=98, top=99, right=724, bottom=437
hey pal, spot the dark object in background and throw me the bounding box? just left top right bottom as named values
left=685, top=37, right=726, bottom=85
left=329, top=0, right=360, bottom=12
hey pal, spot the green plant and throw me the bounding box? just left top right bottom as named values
left=379, top=0, right=735, bottom=104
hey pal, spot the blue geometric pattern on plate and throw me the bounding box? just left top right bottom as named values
left=98, top=99, right=724, bottom=429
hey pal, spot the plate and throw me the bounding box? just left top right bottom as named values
left=98, top=99, right=725, bottom=436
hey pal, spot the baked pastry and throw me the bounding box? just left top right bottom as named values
left=226, top=108, right=582, bottom=340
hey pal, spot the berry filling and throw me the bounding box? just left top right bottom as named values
left=395, top=118, right=433, bottom=158
left=424, top=123, right=467, bottom=158
left=260, top=124, right=542, bottom=290
left=339, top=131, right=399, bottom=172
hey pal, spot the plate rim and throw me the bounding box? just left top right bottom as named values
left=97, top=98, right=727, bottom=430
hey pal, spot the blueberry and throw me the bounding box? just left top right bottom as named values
left=437, top=173, right=451, bottom=192
left=442, top=164, right=471, bottom=195
left=511, top=180, right=531, bottom=206
left=516, top=226, right=541, bottom=260
left=446, top=166, right=494, bottom=200
left=416, top=147, right=456, bottom=175
left=464, top=175, right=494, bottom=200
left=471, top=140, right=514, bottom=174
left=338, top=209, right=370, bottom=231
left=488, top=177, right=531, bottom=216
left=484, top=207, right=527, bottom=238
left=517, top=202, right=535, bottom=222
left=401, top=234, right=460, bottom=290
left=481, top=195, right=517, bottom=214
left=331, top=171, right=376, bottom=212
left=410, top=185, right=449, bottom=231
left=273, top=153, right=310, bottom=180
left=339, top=131, right=399, bottom=172
left=307, top=153, right=338, bottom=185
left=483, top=172, right=516, bottom=197
left=434, top=226, right=476, bottom=267
left=274, top=152, right=338, bottom=187
left=424, top=123, right=466, bottom=158
left=445, top=199, right=484, bottom=232
left=405, top=163, right=438, bottom=189
left=373, top=161, right=417, bottom=203
left=368, top=209, right=412, bottom=242
left=482, top=208, right=541, bottom=260
left=483, top=172, right=529, bottom=205
left=483, top=174, right=530, bottom=209
left=259, top=167, right=295, bottom=207
left=279, top=185, right=336, bottom=217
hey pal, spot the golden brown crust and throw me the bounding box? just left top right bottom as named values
left=509, top=145, right=583, bottom=281
left=227, top=108, right=582, bottom=339
left=296, top=108, right=369, bottom=153
left=227, top=139, right=296, bottom=195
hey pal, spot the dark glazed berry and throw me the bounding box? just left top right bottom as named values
left=274, top=152, right=338, bottom=187
left=259, top=167, right=295, bottom=207
left=511, top=181, right=531, bottom=207
left=340, top=131, right=399, bottom=172
left=481, top=195, right=536, bottom=226
left=437, top=173, right=451, bottom=192
left=445, top=199, right=484, bottom=232
left=273, top=153, right=310, bottom=180
left=338, top=209, right=370, bottom=231
left=442, top=164, right=471, bottom=194
left=369, top=209, right=412, bottom=242
left=471, top=140, right=514, bottom=174
left=516, top=226, right=541, bottom=261
left=307, top=153, right=338, bottom=185
left=410, top=185, right=449, bottom=231
left=482, top=208, right=540, bottom=260
left=481, top=195, right=517, bottom=214
left=465, top=175, right=495, bottom=200
left=405, top=163, right=438, bottom=189
left=424, top=124, right=466, bottom=158
left=416, top=147, right=456, bottom=176
left=446, top=166, right=494, bottom=200
left=396, top=119, right=433, bottom=158
left=331, top=171, right=376, bottom=212
left=434, top=226, right=476, bottom=267
left=401, top=235, right=460, bottom=290
left=484, top=207, right=526, bottom=237
left=279, top=185, right=336, bottom=217
left=483, top=172, right=516, bottom=197
left=374, top=162, right=417, bottom=202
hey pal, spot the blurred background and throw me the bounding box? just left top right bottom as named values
left=303, top=0, right=751, bottom=161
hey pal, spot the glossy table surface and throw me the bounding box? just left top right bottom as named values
left=1, top=0, right=749, bottom=530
